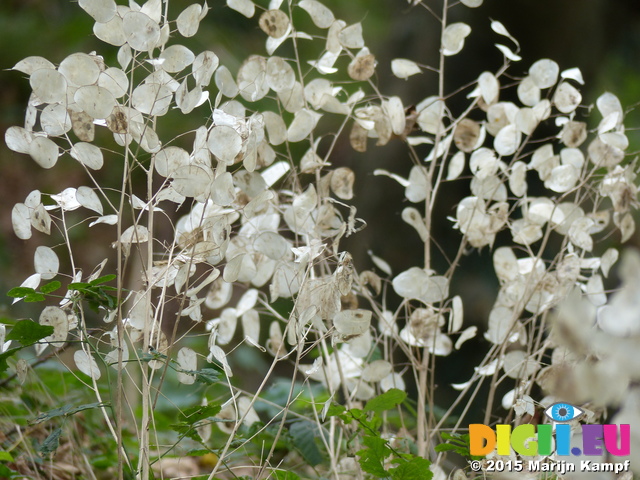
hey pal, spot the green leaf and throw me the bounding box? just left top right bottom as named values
left=325, top=404, right=346, bottom=418
left=171, top=404, right=227, bottom=443
left=364, top=389, right=407, bottom=414
left=433, top=443, right=462, bottom=453
left=194, top=368, right=221, bottom=385
left=89, top=274, right=117, bottom=286
left=357, top=435, right=391, bottom=477
left=0, top=464, right=17, bottom=477
left=170, top=422, right=203, bottom=443
left=0, top=347, right=23, bottom=373
left=6, top=319, right=53, bottom=345
left=24, top=293, right=46, bottom=303
left=6, top=287, right=36, bottom=298
left=138, top=350, right=169, bottom=364
left=180, top=404, right=221, bottom=425
left=32, top=402, right=107, bottom=424
left=97, top=285, right=117, bottom=291
left=39, top=428, right=62, bottom=456
left=389, top=456, right=433, bottom=480
left=40, top=281, right=62, bottom=294
left=186, top=449, right=211, bottom=456
left=288, top=420, right=325, bottom=466
left=68, top=282, right=119, bottom=311
left=435, top=433, right=474, bottom=458
left=272, top=471, right=301, bottom=480
left=0, top=451, right=14, bottom=462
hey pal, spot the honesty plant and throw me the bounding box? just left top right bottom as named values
left=3, top=0, right=639, bottom=478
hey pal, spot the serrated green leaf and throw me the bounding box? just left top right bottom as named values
left=435, top=433, right=473, bottom=457
left=0, top=347, right=22, bottom=373
left=288, top=420, right=325, bottom=467
left=6, top=319, right=53, bottom=345
left=40, top=281, right=62, bottom=294
left=433, top=443, right=461, bottom=453
left=440, top=432, right=468, bottom=443
left=364, top=389, right=407, bottom=414
left=357, top=435, right=391, bottom=477
left=39, top=427, right=62, bottom=455
left=89, top=274, right=116, bottom=286
left=348, top=407, right=365, bottom=420
left=389, top=456, right=433, bottom=480
left=6, top=287, right=36, bottom=298
left=180, top=404, right=221, bottom=425
left=325, top=404, right=346, bottom=418
left=170, top=422, right=203, bottom=443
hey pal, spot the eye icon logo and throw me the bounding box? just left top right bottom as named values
left=469, top=402, right=629, bottom=457
left=545, top=402, right=584, bottom=422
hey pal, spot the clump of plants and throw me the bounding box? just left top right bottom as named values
left=2, top=0, right=639, bottom=478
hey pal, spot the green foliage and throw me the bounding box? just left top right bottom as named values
left=0, top=450, right=19, bottom=478
left=40, top=281, right=62, bottom=294
left=0, top=464, right=19, bottom=478
left=288, top=420, right=326, bottom=466
left=32, top=402, right=108, bottom=425
left=6, top=319, right=53, bottom=344
left=388, top=456, right=433, bottom=480
left=180, top=404, right=222, bottom=424
left=0, top=347, right=22, bottom=373
left=39, top=427, right=62, bottom=456
left=140, top=348, right=222, bottom=384
left=7, top=287, right=38, bottom=299
left=364, top=389, right=407, bottom=414
left=171, top=403, right=222, bottom=443
left=7, top=281, right=62, bottom=303
left=272, top=472, right=301, bottom=480
left=192, top=368, right=222, bottom=385
left=3, top=0, right=639, bottom=478
left=0, top=319, right=53, bottom=373
left=6, top=287, right=45, bottom=303
left=328, top=391, right=431, bottom=479
left=0, top=451, right=13, bottom=462
left=357, top=436, right=392, bottom=476
left=68, top=279, right=118, bottom=312
left=435, top=432, right=480, bottom=460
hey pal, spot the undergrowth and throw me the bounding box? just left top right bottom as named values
left=2, top=0, right=639, bottom=479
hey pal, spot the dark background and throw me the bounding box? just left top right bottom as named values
left=1, top=0, right=639, bottom=420
left=2, top=0, right=639, bottom=278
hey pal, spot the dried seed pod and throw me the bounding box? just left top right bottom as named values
left=454, top=118, right=481, bottom=153
left=348, top=51, right=376, bottom=81
left=350, top=121, right=368, bottom=152
left=259, top=10, right=289, bottom=38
